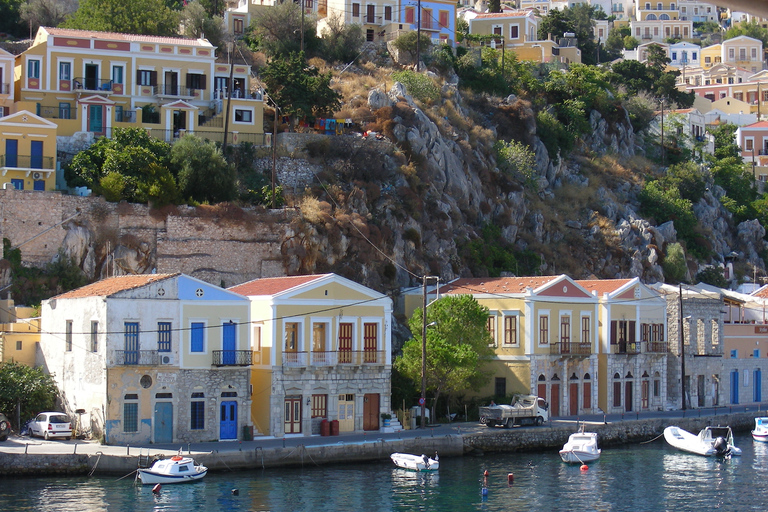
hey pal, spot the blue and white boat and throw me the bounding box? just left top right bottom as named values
left=752, top=417, right=768, bottom=442
left=137, top=455, right=207, bottom=484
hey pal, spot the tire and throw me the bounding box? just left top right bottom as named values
left=0, top=420, right=8, bottom=435
left=0, top=435, right=7, bottom=442
left=486, top=420, right=496, bottom=428
left=536, top=416, right=544, bottom=426
left=44, top=431, right=50, bottom=440
left=505, top=418, right=514, bottom=429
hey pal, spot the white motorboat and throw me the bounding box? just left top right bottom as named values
left=752, top=417, right=768, bottom=442
left=559, top=428, right=601, bottom=464
left=390, top=452, right=439, bottom=471
left=663, top=425, right=742, bottom=457
left=137, top=455, right=208, bottom=484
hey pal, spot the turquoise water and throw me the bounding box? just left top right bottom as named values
left=1, top=433, right=763, bottom=511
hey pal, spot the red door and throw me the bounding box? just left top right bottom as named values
left=569, top=383, right=579, bottom=415
left=538, top=383, right=547, bottom=404
left=583, top=382, right=591, bottom=411
left=625, top=382, right=633, bottom=412
left=550, top=384, right=560, bottom=418
left=363, top=393, right=379, bottom=431
left=641, top=380, right=649, bottom=409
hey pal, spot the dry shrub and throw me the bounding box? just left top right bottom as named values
left=300, top=196, right=333, bottom=224
left=493, top=99, right=535, bottom=144
left=149, top=204, right=180, bottom=221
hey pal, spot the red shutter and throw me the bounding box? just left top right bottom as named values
left=610, top=320, right=617, bottom=345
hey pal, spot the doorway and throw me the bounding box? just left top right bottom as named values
left=220, top=401, right=237, bottom=439
left=154, top=402, right=173, bottom=443
left=363, top=393, right=379, bottom=431
left=284, top=396, right=301, bottom=434
left=85, top=63, right=98, bottom=90
left=338, top=394, right=354, bottom=431
left=625, top=381, right=633, bottom=412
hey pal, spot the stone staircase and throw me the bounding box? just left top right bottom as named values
left=381, top=412, right=403, bottom=433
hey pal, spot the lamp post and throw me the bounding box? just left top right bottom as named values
left=420, top=276, right=439, bottom=429
left=221, top=41, right=235, bottom=155
left=679, top=284, right=687, bottom=411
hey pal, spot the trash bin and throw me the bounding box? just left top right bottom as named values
left=242, top=425, right=253, bottom=441
left=320, top=419, right=330, bottom=437
left=330, top=419, right=339, bottom=436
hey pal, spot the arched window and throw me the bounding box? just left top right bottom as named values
left=646, top=13, right=657, bottom=20
left=659, top=13, right=670, bottom=20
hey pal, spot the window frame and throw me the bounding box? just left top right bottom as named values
left=91, top=320, right=98, bottom=352
left=158, top=321, right=172, bottom=352
left=190, top=321, right=205, bottom=353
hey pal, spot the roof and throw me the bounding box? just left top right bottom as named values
left=52, top=274, right=179, bottom=299
left=742, top=121, right=768, bottom=129
left=437, top=276, right=561, bottom=295
left=228, top=274, right=331, bottom=296
left=40, top=27, right=212, bottom=47
left=473, top=11, right=531, bottom=19
left=575, top=279, right=633, bottom=295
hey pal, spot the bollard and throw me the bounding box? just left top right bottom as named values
left=74, top=444, right=77, bottom=454
left=127, top=445, right=130, bottom=456
left=25, top=443, right=28, bottom=454
left=239, top=441, right=242, bottom=451
left=282, top=437, right=286, bottom=448
left=188, top=443, right=191, bottom=455
left=603, top=414, right=607, bottom=425
left=431, top=428, right=434, bottom=438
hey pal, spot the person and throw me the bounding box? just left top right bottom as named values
left=490, top=400, right=496, bottom=406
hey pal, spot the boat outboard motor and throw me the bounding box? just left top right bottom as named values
left=422, top=455, right=430, bottom=469
left=713, top=436, right=729, bottom=456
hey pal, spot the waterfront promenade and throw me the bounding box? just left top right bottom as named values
left=0, top=403, right=765, bottom=476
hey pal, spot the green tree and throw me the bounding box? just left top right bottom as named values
left=663, top=242, right=688, bottom=283
left=180, top=0, right=225, bottom=50
left=171, top=134, right=236, bottom=204
left=709, top=123, right=740, bottom=160
left=260, top=51, right=341, bottom=129
left=20, top=0, right=77, bottom=34
left=604, top=25, right=630, bottom=58
left=725, top=20, right=768, bottom=47
left=248, top=1, right=320, bottom=58
left=538, top=5, right=606, bottom=65
left=319, top=12, right=364, bottom=63
left=63, top=0, right=180, bottom=36
left=696, top=266, right=728, bottom=288
left=0, top=361, right=59, bottom=430
left=659, top=161, right=708, bottom=203
left=395, top=295, right=495, bottom=418
left=0, top=0, right=25, bottom=37
left=391, top=30, right=433, bottom=64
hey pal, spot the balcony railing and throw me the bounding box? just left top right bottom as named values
left=37, top=104, right=78, bottom=120
left=283, top=350, right=385, bottom=367
left=154, top=84, right=196, bottom=97
left=550, top=342, right=592, bottom=356
left=115, top=110, right=137, bottom=123
left=647, top=341, right=669, bottom=353
left=115, top=350, right=160, bottom=365
left=364, top=14, right=383, bottom=24
left=0, top=83, right=9, bottom=95
left=0, top=154, right=55, bottom=169
left=73, top=77, right=113, bottom=93
left=212, top=350, right=252, bottom=366
left=611, top=342, right=641, bottom=355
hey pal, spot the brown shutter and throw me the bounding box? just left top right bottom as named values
left=629, top=321, right=636, bottom=342
left=610, top=320, right=617, bottom=345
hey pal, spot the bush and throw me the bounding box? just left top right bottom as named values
left=494, top=139, right=536, bottom=183
left=536, top=110, right=573, bottom=163
left=663, top=243, right=688, bottom=283
left=391, top=70, right=440, bottom=104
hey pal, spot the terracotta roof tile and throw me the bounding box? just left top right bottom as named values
left=53, top=274, right=179, bottom=299
left=474, top=11, right=529, bottom=18
left=576, top=279, right=633, bottom=295
left=438, top=276, right=560, bottom=295
left=42, top=27, right=212, bottom=47
left=228, top=274, right=330, bottom=296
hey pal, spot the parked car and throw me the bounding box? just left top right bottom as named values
left=0, top=412, right=10, bottom=441
left=29, top=412, right=72, bottom=440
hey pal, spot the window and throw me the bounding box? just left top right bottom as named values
left=158, top=322, right=171, bottom=352
left=405, top=6, right=414, bottom=23
left=186, top=73, right=206, bottom=90
left=494, top=377, right=506, bottom=396
left=363, top=322, right=378, bottom=362
left=560, top=316, right=571, bottom=344
left=338, top=322, right=352, bottom=363
left=539, top=315, right=549, bottom=344
left=384, top=5, right=392, bottom=20
left=692, top=52, right=697, bottom=60
left=752, top=48, right=758, bottom=59
left=137, top=70, right=157, bottom=86
left=729, top=48, right=735, bottom=60
left=234, top=109, right=253, bottom=123
left=191, top=393, right=205, bottom=430
left=503, top=316, right=517, bottom=345
left=59, top=62, right=71, bottom=81
left=755, top=349, right=761, bottom=358
left=66, top=320, right=73, bottom=351
left=124, top=398, right=138, bottom=432
left=312, top=322, right=327, bottom=351
left=285, top=322, right=299, bottom=351
left=191, top=322, right=205, bottom=352
left=233, top=18, right=244, bottom=35
left=653, top=378, right=660, bottom=397
left=352, top=2, right=360, bottom=16
left=747, top=139, right=754, bottom=151
left=28, top=59, right=40, bottom=79
left=581, top=316, right=590, bottom=344
left=731, top=349, right=738, bottom=358
left=671, top=52, right=677, bottom=60
left=439, top=10, right=448, bottom=28
left=59, top=102, right=71, bottom=120
left=486, top=315, right=496, bottom=345
left=311, top=394, right=327, bottom=418
left=111, top=65, right=123, bottom=85
left=115, top=105, right=123, bottom=122
left=16, top=340, right=22, bottom=351
left=705, top=56, right=711, bottom=64
left=91, top=321, right=98, bottom=352
left=509, top=25, right=519, bottom=39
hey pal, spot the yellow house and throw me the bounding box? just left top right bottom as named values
left=701, top=43, right=722, bottom=70
left=0, top=299, right=40, bottom=366
left=722, top=35, right=764, bottom=74
left=0, top=110, right=57, bottom=191
left=229, top=274, right=393, bottom=437
left=468, top=11, right=538, bottom=47
left=404, top=275, right=600, bottom=418
left=635, top=0, right=679, bottom=21
left=13, top=27, right=264, bottom=146
left=0, top=47, right=14, bottom=117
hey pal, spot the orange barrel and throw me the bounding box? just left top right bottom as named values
left=330, top=419, right=339, bottom=436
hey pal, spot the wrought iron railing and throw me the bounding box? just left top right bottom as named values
left=37, top=104, right=77, bottom=120
left=550, top=342, right=592, bottom=356
left=0, top=154, right=55, bottom=169
left=115, top=350, right=160, bottom=365
left=73, top=78, right=113, bottom=92
left=212, top=350, right=252, bottom=366
left=611, top=342, right=641, bottom=355
left=283, top=350, right=385, bottom=367
left=646, top=341, right=669, bottom=353
left=154, top=84, right=196, bottom=97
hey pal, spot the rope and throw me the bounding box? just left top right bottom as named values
left=88, top=452, right=103, bottom=477
left=640, top=432, right=665, bottom=444
left=215, top=451, right=234, bottom=472
left=115, top=468, right=138, bottom=481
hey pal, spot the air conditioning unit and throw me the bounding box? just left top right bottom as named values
left=33, top=172, right=42, bottom=180
left=160, top=354, right=175, bottom=365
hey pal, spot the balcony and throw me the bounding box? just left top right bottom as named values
left=212, top=350, right=252, bottom=366
left=73, top=78, right=114, bottom=94
left=283, top=350, right=385, bottom=367
left=364, top=15, right=383, bottom=25
left=0, top=154, right=55, bottom=170
left=115, top=350, right=160, bottom=365
left=550, top=342, right=591, bottom=356
left=154, top=83, right=196, bottom=99
left=611, top=342, right=640, bottom=355
left=647, top=341, right=669, bottom=353
left=37, top=104, right=78, bottom=120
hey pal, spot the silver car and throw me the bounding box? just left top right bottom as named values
left=30, top=412, right=72, bottom=440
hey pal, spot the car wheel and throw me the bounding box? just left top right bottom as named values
left=0, top=435, right=7, bottom=442
left=0, top=420, right=8, bottom=435
left=536, top=416, right=544, bottom=426
left=44, top=431, right=50, bottom=440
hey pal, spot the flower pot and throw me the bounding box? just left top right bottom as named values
left=383, top=419, right=391, bottom=427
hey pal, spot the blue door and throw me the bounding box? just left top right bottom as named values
left=5, top=139, right=17, bottom=167
left=89, top=105, right=103, bottom=133
left=755, top=369, right=762, bottom=403
left=30, top=141, right=43, bottom=169
left=220, top=401, right=237, bottom=440
left=731, top=370, right=739, bottom=405
left=10, top=179, right=23, bottom=190
left=154, top=402, right=173, bottom=443
left=33, top=180, right=45, bottom=191
left=223, top=322, right=236, bottom=365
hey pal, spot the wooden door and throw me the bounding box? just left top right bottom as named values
left=641, top=380, right=649, bottom=409
left=569, top=383, right=579, bottom=415
left=583, top=381, right=591, bottom=410
left=338, top=323, right=352, bottom=363
left=284, top=396, right=301, bottom=434
left=338, top=394, right=354, bottom=432
left=625, top=381, right=633, bottom=412
left=550, top=384, right=560, bottom=418
left=154, top=402, right=173, bottom=443
left=363, top=393, right=379, bottom=431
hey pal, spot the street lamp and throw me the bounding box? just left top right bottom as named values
left=420, top=276, right=439, bottom=429
left=678, top=283, right=689, bottom=411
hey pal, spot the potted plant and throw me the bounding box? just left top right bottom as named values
left=381, top=413, right=392, bottom=427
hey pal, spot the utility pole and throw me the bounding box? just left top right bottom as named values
left=416, top=0, right=421, bottom=71
left=420, top=275, right=428, bottom=429
left=301, top=0, right=305, bottom=53
left=679, top=283, right=687, bottom=411
left=271, top=100, right=278, bottom=209
left=221, top=41, right=235, bottom=155
left=660, top=99, right=665, bottom=166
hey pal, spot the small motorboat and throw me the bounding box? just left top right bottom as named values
left=663, top=425, right=742, bottom=457
left=390, top=452, right=439, bottom=471
left=559, top=428, right=601, bottom=464
left=137, top=455, right=208, bottom=484
left=752, top=417, right=768, bottom=442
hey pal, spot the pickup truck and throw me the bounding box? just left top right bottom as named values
left=479, top=394, right=549, bottom=428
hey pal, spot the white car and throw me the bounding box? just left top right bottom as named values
left=30, top=412, right=72, bottom=440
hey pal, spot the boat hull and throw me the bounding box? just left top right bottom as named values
left=137, top=468, right=207, bottom=485
left=664, top=426, right=741, bottom=457
left=559, top=450, right=600, bottom=464
left=390, top=453, right=439, bottom=472
left=752, top=418, right=768, bottom=442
